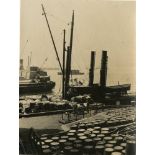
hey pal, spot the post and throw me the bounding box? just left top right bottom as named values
left=100, top=50, right=108, bottom=87
left=65, top=46, right=71, bottom=98
left=62, top=29, right=66, bottom=98
left=89, top=51, right=96, bottom=86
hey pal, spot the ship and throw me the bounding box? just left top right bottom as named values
left=19, top=64, right=55, bottom=94
left=58, top=69, right=84, bottom=75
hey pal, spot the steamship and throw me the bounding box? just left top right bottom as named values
left=19, top=60, right=55, bottom=94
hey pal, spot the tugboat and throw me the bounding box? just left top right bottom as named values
left=19, top=65, right=55, bottom=94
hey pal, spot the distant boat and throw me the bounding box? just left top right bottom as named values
left=58, top=69, right=84, bottom=75
left=19, top=66, right=55, bottom=94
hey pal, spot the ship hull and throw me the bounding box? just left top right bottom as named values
left=19, top=81, right=55, bottom=94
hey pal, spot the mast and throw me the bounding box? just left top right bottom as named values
left=41, top=4, right=63, bottom=73
left=65, top=46, right=71, bottom=97
left=64, top=11, right=75, bottom=98
left=62, top=29, right=66, bottom=98
left=68, top=10, right=74, bottom=83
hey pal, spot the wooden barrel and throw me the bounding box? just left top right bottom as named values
left=64, top=146, right=73, bottom=155
left=114, top=146, right=123, bottom=152
left=83, top=145, right=95, bottom=155
left=126, top=140, right=136, bottom=155
left=84, top=138, right=93, bottom=145
left=104, top=148, right=114, bottom=155
left=93, top=137, right=102, bottom=144
left=108, top=140, right=117, bottom=146
left=120, top=143, right=126, bottom=148
left=97, top=134, right=105, bottom=140
left=59, top=139, right=67, bottom=149
left=95, top=145, right=105, bottom=155
left=71, top=124, right=78, bottom=130
left=115, top=136, right=124, bottom=144
left=94, top=126, right=101, bottom=131
left=96, top=141, right=105, bottom=145
left=122, top=150, right=126, bottom=155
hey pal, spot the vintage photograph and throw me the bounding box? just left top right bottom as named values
left=19, top=0, right=136, bottom=154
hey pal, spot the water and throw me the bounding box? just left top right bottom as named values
left=46, top=69, right=136, bottom=93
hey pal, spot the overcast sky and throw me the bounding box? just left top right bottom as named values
left=20, top=0, right=135, bottom=87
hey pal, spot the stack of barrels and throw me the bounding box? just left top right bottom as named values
left=38, top=107, right=135, bottom=155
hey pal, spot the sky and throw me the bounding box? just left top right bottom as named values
left=20, top=0, right=136, bottom=89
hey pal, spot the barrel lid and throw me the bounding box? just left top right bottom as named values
left=84, top=138, right=93, bottom=143
left=84, top=131, right=91, bottom=135
left=120, top=143, right=126, bottom=147
left=87, top=128, right=94, bottom=132
left=78, top=129, right=85, bottom=132
left=42, top=145, right=49, bottom=149
left=44, top=139, right=53, bottom=143
left=70, top=148, right=80, bottom=153
left=97, top=134, right=105, bottom=138
left=77, top=133, right=85, bottom=137
left=105, top=147, right=114, bottom=152
left=111, top=152, right=122, bottom=155
left=105, top=143, right=114, bottom=148
left=52, top=136, right=59, bottom=141
left=92, top=130, right=100, bottom=134
left=101, top=128, right=109, bottom=131
left=74, top=143, right=83, bottom=148
left=101, top=131, right=109, bottom=134
left=114, top=146, right=123, bottom=151
left=59, top=139, right=67, bottom=143
left=108, top=140, right=117, bottom=144
left=122, top=150, right=126, bottom=154
left=111, top=134, right=119, bottom=137
left=64, top=146, right=73, bottom=150
left=50, top=142, right=59, bottom=146
left=104, top=136, right=112, bottom=141
left=67, top=132, right=75, bottom=136
left=84, top=145, right=94, bottom=150
left=94, top=126, right=101, bottom=130
left=61, top=135, right=68, bottom=139
left=95, top=145, right=104, bottom=150
left=42, top=148, right=51, bottom=153
left=97, top=141, right=105, bottom=145
left=127, top=140, right=136, bottom=144
left=40, top=136, right=47, bottom=140
left=51, top=145, right=60, bottom=151
left=115, top=136, right=123, bottom=141
left=69, top=137, right=76, bottom=141
left=74, top=139, right=82, bottom=144
left=93, top=137, right=101, bottom=141
left=69, top=130, right=76, bottom=133
left=64, top=142, right=72, bottom=146
left=90, top=134, right=96, bottom=138
left=79, top=136, right=87, bottom=140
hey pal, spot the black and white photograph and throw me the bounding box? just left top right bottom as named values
left=19, top=0, right=136, bottom=154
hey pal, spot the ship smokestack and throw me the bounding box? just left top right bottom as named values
left=89, top=51, right=96, bottom=86
left=100, top=50, right=108, bottom=87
